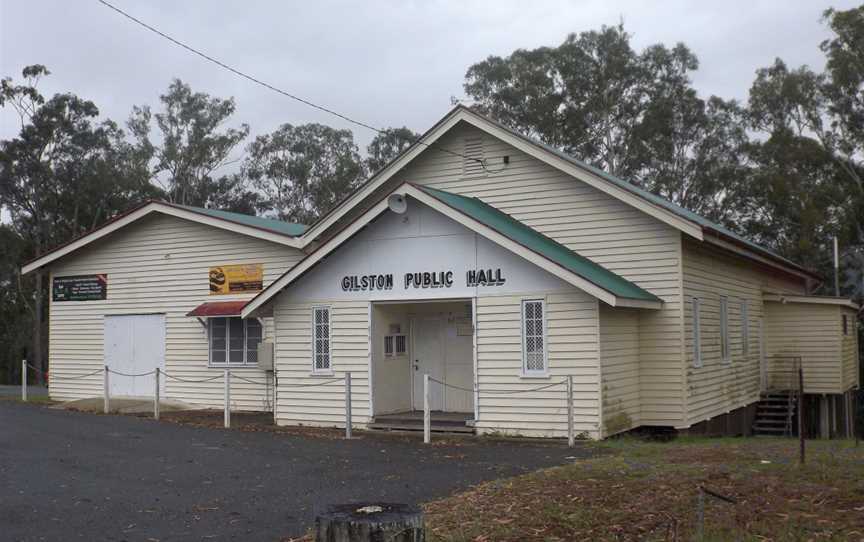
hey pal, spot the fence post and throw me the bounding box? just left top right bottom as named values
left=798, top=363, right=805, bottom=465
left=344, top=372, right=353, bottom=439
left=224, top=369, right=231, bottom=429
left=21, top=359, right=27, bottom=402
left=567, top=375, right=574, bottom=447
left=103, top=365, right=110, bottom=414
left=154, top=368, right=160, bottom=421
left=423, top=374, right=431, bottom=444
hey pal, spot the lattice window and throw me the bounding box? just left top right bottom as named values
left=522, top=299, right=546, bottom=374
left=313, top=307, right=331, bottom=372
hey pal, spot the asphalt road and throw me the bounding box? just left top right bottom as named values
left=0, top=401, right=587, bottom=541
left=0, top=385, right=47, bottom=398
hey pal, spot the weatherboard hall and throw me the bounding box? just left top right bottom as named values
left=22, top=106, right=860, bottom=439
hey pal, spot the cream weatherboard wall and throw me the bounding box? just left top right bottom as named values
left=599, top=306, right=641, bottom=436
left=390, top=122, right=686, bottom=427
left=681, top=240, right=807, bottom=425
left=764, top=303, right=840, bottom=394
left=46, top=212, right=303, bottom=410
left=474, top=292, right=601, bottom=439
left=841, top=308, right=860, bottom=392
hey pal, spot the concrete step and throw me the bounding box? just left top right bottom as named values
left=367, top=422, right=475, bottom=434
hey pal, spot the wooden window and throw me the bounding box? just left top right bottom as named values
left=383, top=334, right=408, bottom=358
left=692, top=298, right=702, bottom=368
left=741, top=300, right=749, bottom=356
left=209, top=317, right=262, bottom=366
left=312, top=307, right=331, bottom=373
left=522, top=299, right=547, bottom=375
left=720, top=296, right=730, bottom=363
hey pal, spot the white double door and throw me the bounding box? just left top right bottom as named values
left=411, top=317, right=473, bottom=412
left=104, top=314, right=166, bottom=397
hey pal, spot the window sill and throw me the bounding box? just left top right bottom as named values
left=309, top=371, right=335, bottom=377
left=208, top=364, right=262, bottom=370
left=520, top=373, right=551, bottom=380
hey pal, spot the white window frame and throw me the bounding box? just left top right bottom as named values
left=384, top=334, right=407, bottom=358
left=312, top=306, right=332, bottom=374
left=521, top=299, right=548, bottom=376
left=208, top=316, right=263, bottom=367
left=720, top=296, right=730, bottom=363
left=692, top=297, right=702, bottom=368
left=741, top=300, right=749, bottom=356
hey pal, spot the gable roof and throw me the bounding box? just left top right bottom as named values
left=21, top=201, right=304, bottom=275
left=416, top=185, right=660, bottom=304
left=297, top=105, right=818, bottom=281
left=242, top=183, right=663, bottom=318
left=171, top=204, right=307, bottom=237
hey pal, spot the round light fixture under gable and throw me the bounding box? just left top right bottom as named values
left=387, top=194, right=408, bottom=214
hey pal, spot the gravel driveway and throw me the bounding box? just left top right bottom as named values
left=0, top=401, right=588, bottom=541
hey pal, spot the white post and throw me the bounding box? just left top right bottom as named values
left=103, top=365, right=110, bottom=414
left=423, top=374, right=431, bottom=444
left=153, top=368, right=160, bottom=421
left=344, top=372, right=353, bottom=439
left=224, top=369, right=231, bottom=429
left=567, top=375, right=575, bottom=448
left=21, top=359, right=27, bottom=402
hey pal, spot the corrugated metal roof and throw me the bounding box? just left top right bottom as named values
left=186, top=300, right=249, bottom=317
left=173, top=204, right=307, bottom=237
left=416, top=185, right=661, bottom=303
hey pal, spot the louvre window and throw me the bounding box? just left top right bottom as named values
left=313, top=307, right=331, bottom=372
left=209, top=317, right=262, bottom=366
left=522, top=299, right=546, bottom=375
left=383, top=334, right=407, bottom=358
left=741, top=300, right=749, bottom=356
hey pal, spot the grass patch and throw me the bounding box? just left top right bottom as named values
left=424, top=437, right=864, bottom=541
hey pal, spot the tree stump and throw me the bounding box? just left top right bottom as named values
left=315, top=503, right=424, bottom=542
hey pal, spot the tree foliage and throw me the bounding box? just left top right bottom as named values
left=244, top=123, right=364, bottom=224
left=128, top=79, right=253, bottom=210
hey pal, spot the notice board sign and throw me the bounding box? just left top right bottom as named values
left=209, top=264, right=263, bottom=294
left=52, top=274, right=108, bottom=302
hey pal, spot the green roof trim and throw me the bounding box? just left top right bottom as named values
left=173, top=204, right=307, bottom=237
left=474, top=109, right=816, bottom=278
left=416, top=185, right=661, bottom=303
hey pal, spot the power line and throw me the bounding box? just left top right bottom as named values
left=96, top=0, right=488, bottom=170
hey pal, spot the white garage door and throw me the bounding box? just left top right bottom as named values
left=104, top=314, right=166, bottom=397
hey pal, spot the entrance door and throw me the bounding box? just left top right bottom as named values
left=104, top=314, right=166, bottom=397
left=412, top=317, right=444, bottom=411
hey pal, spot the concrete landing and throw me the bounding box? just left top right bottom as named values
left=54, top=397, right=203, bottom=414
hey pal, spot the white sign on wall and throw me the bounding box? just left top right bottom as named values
left=280, top=200, right=574, bottom=302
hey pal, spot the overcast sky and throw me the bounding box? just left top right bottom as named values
left=0, top=0, right=859, bottom=152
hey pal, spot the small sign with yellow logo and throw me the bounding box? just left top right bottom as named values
left=209, top=264, right=263, bottom=295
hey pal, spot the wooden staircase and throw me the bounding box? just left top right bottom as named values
left=752, top=391, right=797, bottom=436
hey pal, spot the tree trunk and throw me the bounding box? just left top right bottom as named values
left=315, top=504, right=424, bottom=542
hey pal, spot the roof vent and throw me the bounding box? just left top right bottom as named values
left=462, top=136, right=485, bottom=177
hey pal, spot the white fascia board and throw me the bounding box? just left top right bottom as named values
left=404, top=186, right=623, bottom=308
left=244, top=182, right=664, bottom=317
left=704, top=235, right=813, bottom=282
left=21, top=202, right=302, bottom=275
left=456, top=113, right=705, bottom=242
left=297, top=112, right=466, bottom=245
left=763, top=293, right=860, bottom=311
left=298, top=108, right=703, bottom=248
left=242, top=198, right=392, bottom=318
